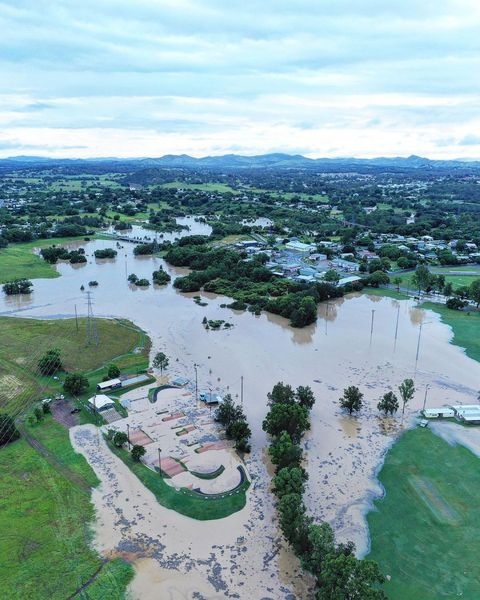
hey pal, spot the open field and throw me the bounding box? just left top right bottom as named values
left=0, top=434, right=133, bottom=599
left=0, top=236, right=98, bottom=282
left=421, top=302, right=480, bottom=363
left=368, top=428, right=480, bottom=600
left=395, top=266, right=480, bottom=291
left=161, top=181, right=238, bottom=193
left=0, top=316, right=150, bottom=414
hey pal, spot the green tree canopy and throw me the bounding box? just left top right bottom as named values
left=339, top=386, right=363, bottom=415
left=377, top=391, right=399, bottom=415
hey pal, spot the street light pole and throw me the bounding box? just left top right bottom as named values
left=127, top=423, right=130, bottom=449
left=422, top=384, right=430, bottom=412
left=394, top=304, right=400, bottom=349
left=240, top=375, right=244, bottom=405
left=158, top=448, right=162, bottom=477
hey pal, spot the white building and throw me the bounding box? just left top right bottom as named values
left=87, top=394, right=115, bottom=412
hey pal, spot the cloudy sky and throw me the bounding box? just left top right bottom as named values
left=1, top=0, right=480, bottom=158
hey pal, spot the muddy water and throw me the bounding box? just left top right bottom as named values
left=2, top=234, right=480, bottom=597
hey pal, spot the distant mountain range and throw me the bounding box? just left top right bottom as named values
left=2, top=153, right=480, bottom=171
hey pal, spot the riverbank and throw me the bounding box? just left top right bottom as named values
left=367, top=426, right=480, bottom=599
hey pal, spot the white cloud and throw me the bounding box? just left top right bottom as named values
left=0, top=0, right=479, bottom=158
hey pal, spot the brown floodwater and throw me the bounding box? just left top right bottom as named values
left=3, top=225, right=480, bottom=597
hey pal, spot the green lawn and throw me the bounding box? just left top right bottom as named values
left=421, top=302, right=480, bottom=363
left=368, top=428, right=480, bottom=600
left=108, top=441, right=249, bottom=520
left=0, top=236, right=97, bottom=283
left=0, top=436, right=133, bottom=599
left=25, top=415, right=99, bottom=487
left=0, top=316, right=150, bottom=414
left=363, top=287, right=409, bottom=300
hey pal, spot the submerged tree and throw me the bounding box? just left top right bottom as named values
left=339, top=386, right=363, bottom=415
left=377, top=391, right=399, bottom=415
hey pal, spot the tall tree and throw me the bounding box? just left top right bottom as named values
left=153, top=352, right=169, bottom=376
left=398, top=378, right=415, bottom=417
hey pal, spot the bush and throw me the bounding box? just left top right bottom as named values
left=0, top=414, right=20, bottom=446
left=446, top=297, right=467, bottom=310
left=94, top=248, right=117, bottom=259
left=107, top=364, right=121, bottom=378
left=131, top=444, right=146, bottom=461
left=3, top=279, right=33, bottom=295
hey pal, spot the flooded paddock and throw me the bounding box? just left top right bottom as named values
left=2, top=232, right=479, bottom=597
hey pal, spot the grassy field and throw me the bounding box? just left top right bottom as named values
left=368, top=428, right=480, bottom=600
left=363, top=287, right=409, bottom=300
left=0, top=435, right=133, bottom=599
left=161, top=181, right=238, bottom=193
left=395, top=266, right=480, bottom=291
left=0, top=316, right=150, bottom=414
left=108, top=441, right=249, bottom=520
left=0, top=236, right=97, bottom=283
left=421, top=302, right=480, bottom=363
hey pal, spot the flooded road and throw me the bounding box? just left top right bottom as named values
left=2, top=229, right=480, bottom=597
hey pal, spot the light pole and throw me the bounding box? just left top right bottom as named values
left=240, top=375, right=244, bottom=405
left=194, top=363, right=198, bottom=402
left=158, top=447, right=162, bottom=477
left=415, top=320, right=433, bottom=372
left=394, top=304, right=400, bottom=349
left=127, top=423, right=131, bottom=449
left=422, top=384, right=430, bottom=412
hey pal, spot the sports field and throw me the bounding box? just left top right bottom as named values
left=368, top=428, right=480, bottom=599
left=396, top=265, right=480, bottom=291
left=421, top=301, right=480, bottom=363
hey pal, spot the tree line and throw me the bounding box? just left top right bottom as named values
left=263, top=382, right=386, bottom=599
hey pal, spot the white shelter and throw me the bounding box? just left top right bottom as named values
left=87, top=394, right=115, bottom=412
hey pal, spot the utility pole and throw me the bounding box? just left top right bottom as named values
left=86, top=291, right=99, bottom=347
left=240, top=375, right=244, bottom=405
left=194, top=363, right=198, bottom=402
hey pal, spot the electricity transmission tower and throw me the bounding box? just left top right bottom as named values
left=86, top=291, right=99, bottom=347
